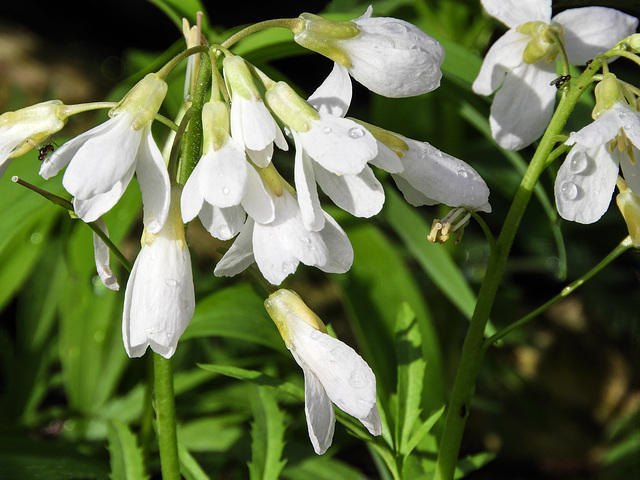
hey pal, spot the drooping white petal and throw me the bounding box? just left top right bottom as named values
left=293, top=142, right=325, bottom=231
left=315, top=214, right=354, bottom=275
left=393, top=138, right=491, bottom=212
left=313, top=163, right=384, bottom=218
left=199, top=140, right=248, bottom=209
left=73, top=168, right=135, bottom=223
left=567, top=103, right=640, bottom=149
left=489, top=61, right=557, bottom=150
left=287, top=315, right=379, bottom=429
left=136, top=125, right=171, bottom=233
left=62, top=113, right=141, bottom=199
left=553, top=7, right=639, bottom=65
left=198, top=203, right=246, bottom=240
left=295, top=356, right=336, bottom=455
left=213, top=218, right=256, bottom=277
left=480, top=0, right=551, bottom=28
left=122, top=219, right=195, bottom=358
left=619, top=150, right=640, bottom=196
left=39, top=129, right=86, bottom=180
left=180, top=170, right=205, bottom=223
left=241, top=164, right=275, bottom=224
left=555, top=143, right=620, bottom=224
left=92, top=218, right=119, bottom=291
left=472, top=29, right=530, bottom=96
left=369, top=142, right=404, bottom=174
left=300, top=114, right=377, bottom=175
left=307, top=63, right=353, bottom=118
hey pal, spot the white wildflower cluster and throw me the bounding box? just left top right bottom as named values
left=473, top=0, right=640, bottom=235
left=0, top=6, right=494, bottom=453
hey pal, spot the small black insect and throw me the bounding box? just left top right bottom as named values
left=550, top=75, right=571, bottom=89
left=37, top=142, right=56, bottom=161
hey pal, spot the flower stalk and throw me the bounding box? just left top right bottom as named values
left=433, top=55, right=604, bottom=480
left=154, top=354, right=180, bottom=480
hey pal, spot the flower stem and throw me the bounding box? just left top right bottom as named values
left=153, top=353, right=180, bottom=480
left=482, top=235, right=633, bottom=351
left=433, top=56, right=602, bottom=480
left=221, top=18, right=303, bottom=49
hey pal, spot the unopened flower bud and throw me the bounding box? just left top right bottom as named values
left=616, top=178, right=640, bottom=246
left=265, top=289, right=327, bottom=348
left=265, top=82, right=320, bottom=132
left=517, top=21, right=564, bottom=64
left=114, top=73, right=168, bottom=130
left=592, top=73, right=637, bottom=119
left=202, top=100, right=231, bottom=152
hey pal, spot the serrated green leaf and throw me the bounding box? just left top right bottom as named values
left=406, top=405, right=445, bottom=454
left=107, top=420, right=148, bottom=480
left=184, top=283, right=285, bottom=352
left=282, top=455, right=368, bottom=480
left=248, top=386, right=287, bottom=480
left=394, top=303, right=427, bottom=456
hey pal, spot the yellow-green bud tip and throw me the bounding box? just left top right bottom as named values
left=264, top=289, right=327, bottom=348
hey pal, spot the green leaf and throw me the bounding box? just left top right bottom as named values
left=248, top=386, right=287, bottom=480
left=282, top=455, right=368, bottom=480
left=394, top=303, right=427, bottom=457
left=178, top=443, right=212, bottom=480
left=454, top=452, right=496, bottom=479
left=184, top=283, right=285, bottom=352
left=107, top=420, right=148, bottom=480
left=147, top=0, right=210, bottom=31
left=406, top=405, right=445, bottom=455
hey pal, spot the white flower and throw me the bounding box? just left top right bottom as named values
left=0, top=100, right=67, bottom=179
left=40, top=74, right=171, bottom=233
left=555, top=102, right=640, bottom=224
left=311, top=63, right=491, bottom=214
left=264, top=289, right=381, bottom=455
left=266, top=80, right=378, bottom=231
left=473, top=0, right=638, bottom=151
left=214, top=179, right=353, bottom=286
left=294, top=6, right=444, bottom=98
left=123, top=186, right=195, bottom=358
left=181, top=100, right=275, bottom=240
left=223, top=56, right=288, bottom=167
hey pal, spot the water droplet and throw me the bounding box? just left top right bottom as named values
left=624, top=124, right=632, bottom=131
left=165, top=279, right=178, bottom=287
left=348, top=368, right=369, bottom=389
left=383, top=21, right=407, bottom=34
left=348, top=127, right=365, bottom=139
left=216, top=226, right=231, bottom=239
left=457, top=169, right=469, bottom=178
left=222, top=187, right=230, bottom=195
left=310, top=330, right=323, bottom=340
left=560, top=181, right=579, bottom=200
left=569, top=151, right=588, bottom=174
left=323, top=126, right=332, bottom=134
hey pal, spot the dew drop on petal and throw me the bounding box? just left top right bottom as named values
left=383, top=21, right=407, bottom=34
left=560, top=181, right=579, bottom=201
left=348, top=368, right=369, bottom=389
left=457, top=169, right=469, bottom=178
left=323, top=126, right=332, bottom=134
left=222, top=187, right=230, bottom=195
left=348, top=127, right=365, bottom=139
left=165, top=279, right=179, bottom=287
left=310, top=330, right=323, bottom=340
left=569, top=151, right=588, bottom=174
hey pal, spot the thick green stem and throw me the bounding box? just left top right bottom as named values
left=154, top=353, right=180, bottom=480
left=433, top=57, right=602, bottom=480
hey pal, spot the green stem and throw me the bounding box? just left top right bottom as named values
left=433, top=57, right=602, bottom=480
left=221, top=18, right=303, bottom=49
left=176, top=53, right=212, bottom=185
left=154, top=353, right=180, bottom=480
left=156, top=45, right=210, bottom=80
left=482, top=236, right=633, bottom=351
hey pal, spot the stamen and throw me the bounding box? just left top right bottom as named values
left=427, top=208, right=472, bottom=244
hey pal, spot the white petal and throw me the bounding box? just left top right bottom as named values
left=554, top=7, right=639, bottom=65
left=92, top=218, right=119, bottom=291
left=307, top=63, right=352, bottom=118
left=369, top=142, right=404, bottom=174
left=199, top=139, right=248, bottom=208
left=392, top=174, right=439, bottom=207
left=555, top=143, right=620, bottom=224
left=180, top=167, right=205, bottom=222
left=294, top=144, right=325, bottom=231
left=481, top=0, right=551, bottom=28
left=490, top=62, right=557, bottom=150
left=198, top=203, right=245, bottom=240
left=316, top=213, right=354, bottom=274
left=123, top=229, right=195, bottom=358
left=301, top=114, right=377, bottom=175
left=619, top=150, right=640, bottom=196
left=314, top=163, right=384, bottom=218
left=472, top=29, right=529, bottom=96
left=241, top=164, right=275, bottom=224
left=136, top=126, right=171, bottom=233
left=213, top=219, right=256, bottom=278
left=395, top=139, right=491, bottom=211
left=567, top=103, right=639, bottom=148
left=288, top=319, right=378, bottom=421
left=39, top=127, right=89, bottom=179
left=73, top=168, right=134, bottom=223
left=62, top=114, right=141, bottom=199
left=295, top=359, right=335, bottom=455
